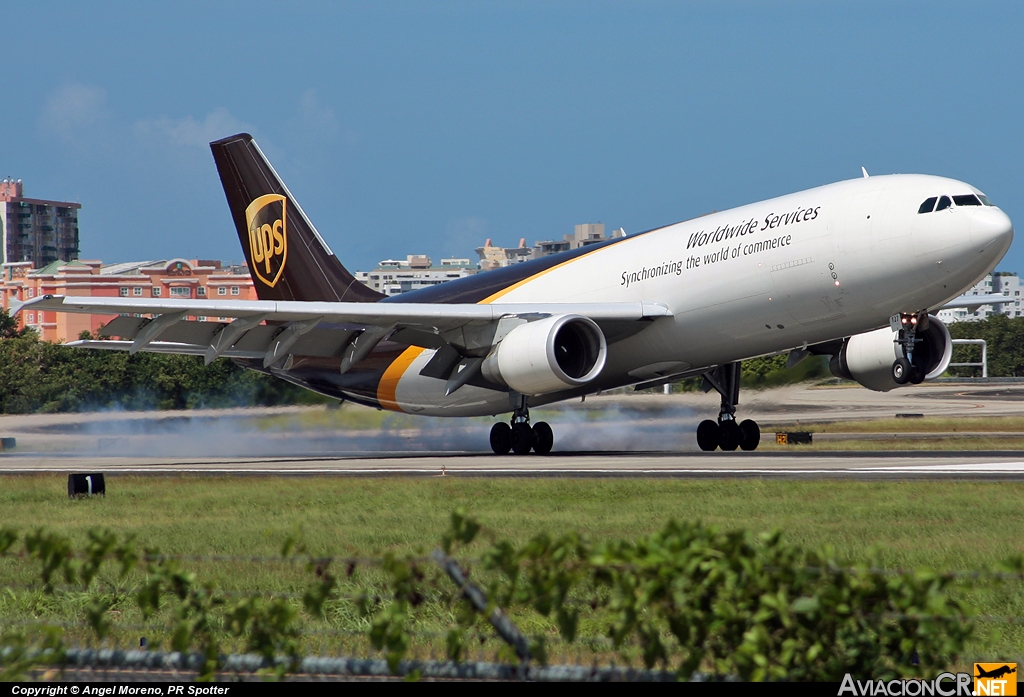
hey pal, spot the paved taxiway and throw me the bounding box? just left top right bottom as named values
left=0, top=380, right=1022, bottom=479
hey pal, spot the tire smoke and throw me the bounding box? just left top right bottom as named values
left=9, top=399, right=701, bottom=457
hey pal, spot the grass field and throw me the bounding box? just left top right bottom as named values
left=0, top=475, right=1019, bottom=565
left=1, top=475, right=1022, bottom=666
left=770, top=414, right=1024, bottom=433
left=758, top=414, right=1024, bottom=450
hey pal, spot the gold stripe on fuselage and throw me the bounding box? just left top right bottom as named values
left=374, top=235, right=632, bottom=412
left=377, top=346, right=425, bottom=412
left=478, top=256, right=585, bottom=304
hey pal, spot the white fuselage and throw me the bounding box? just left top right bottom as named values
left=383, top=174, right=1014, bottom=416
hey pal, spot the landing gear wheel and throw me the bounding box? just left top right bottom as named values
left=909, top=364, right=925, bottom=384
left=696, top=420, right=720, bottom=452
left=719, top=420, right=741, bottom=451
left=532, top=422, right=553, bottom=455
left=490, top=422, right=511, bottom=455
left=892, top=357, right=912, bottom=385
left=510, top=422, right=535, bottom=455
left=739, top=419, right=760, bottom=451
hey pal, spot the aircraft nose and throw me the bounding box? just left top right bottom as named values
left=971, top=207, right=1014, bottom=255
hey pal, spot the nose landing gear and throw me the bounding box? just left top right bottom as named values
left=489, top=394, right=554, bottom=455
left=695, top=362, right=761, bottom=452
left=891, top=312, right=927, bottom=385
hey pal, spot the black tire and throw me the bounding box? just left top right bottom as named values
left=532, top=422, right=554, bottom=455
left=489, top=422, right=512, bottom=455
left=511, top=422, right=535, bottom=455
left=892, top=357, right=912, bottom=385
left=696, top=419, right=720, bottom=452
left=739, top=419, right=760, bottom=451
left=719, top=420, right=741, bottom=451
left=909, top=363, right=925, bottom=384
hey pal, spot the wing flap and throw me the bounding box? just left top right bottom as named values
left=98, top=316, right=148, bottom=339
left=98, top=317, right=230, bottom=349
left=289, top=327, right=358, bottom=357
left=160, top=321, right=225, bottom=346
left=67, top=339, right=265, bottom=360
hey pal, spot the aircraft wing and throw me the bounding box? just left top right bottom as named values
left=14, top=295, right=671, bottom=367
left=15, top=295, right=669, bottom=326
left=940, top=293, right=1010, bottom=312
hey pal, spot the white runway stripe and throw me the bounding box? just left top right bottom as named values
left=5, top=461, right=1024, bottom=476
left=856, top=461, right=1024, bottom=472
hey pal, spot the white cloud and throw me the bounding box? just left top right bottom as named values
left=39, top=83, right=110, bottom=144
left=298, top=89, right=340, bottom=139
left=134, top=107, right=255, bottom=148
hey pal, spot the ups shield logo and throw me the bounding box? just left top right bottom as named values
left=245, top=194, right=288, bottom=287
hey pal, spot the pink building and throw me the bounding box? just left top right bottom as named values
left=0, top=258, right=258, bottom=343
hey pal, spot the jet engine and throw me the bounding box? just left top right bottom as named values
left=481, top=314, right=607, bottom=396
left=828, top=314, right=953, bottom=392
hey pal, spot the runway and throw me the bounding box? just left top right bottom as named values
left=4, top=451, right=1024, bottom=479
left=1, top=380, right=1023, bottom=480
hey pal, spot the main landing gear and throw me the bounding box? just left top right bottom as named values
left=489, top=395, right=553, bottom=455
left=695, top=362, right=761, bottom=452
left=891, top=312, right=927, bottom=386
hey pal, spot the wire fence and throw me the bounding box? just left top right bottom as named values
left=18, top=648, right=678, bottom=682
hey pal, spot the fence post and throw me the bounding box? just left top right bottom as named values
left=949, top=339, right=988, bottom=378
left=431, top=550, right=532, bottom=663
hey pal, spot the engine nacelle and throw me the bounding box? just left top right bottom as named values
left=829, top=314, right=953, bottom=392
left=480, top=314, right=607, bottom=396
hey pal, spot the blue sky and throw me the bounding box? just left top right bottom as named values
left=4, top=1, right=1024, bottom=274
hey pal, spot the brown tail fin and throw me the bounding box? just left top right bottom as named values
left=210, top=133, right=384, bottom=303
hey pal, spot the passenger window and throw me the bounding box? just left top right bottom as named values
left=953, top=194, right=982, bottom=207
left=918, top=197, right=937, bottom=214
left=936, top=195, right=952, bottom=211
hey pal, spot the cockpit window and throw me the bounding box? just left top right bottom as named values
left=978, top=193, right=994, bottom=206
left=953, top=194, right=982, bottom=207
left=918, top=197, right=937, bottom=214
left=935, top=195, right=952, bottom=211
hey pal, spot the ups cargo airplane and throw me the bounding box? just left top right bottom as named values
left=15, top=134, right=1014, bottom=454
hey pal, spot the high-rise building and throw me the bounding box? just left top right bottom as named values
left=354, top=255, right=477, bottom=296
left=0, top=179, right=81, bottom=267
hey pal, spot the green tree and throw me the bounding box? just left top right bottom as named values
left=947, top=315, right=1024, bottom=377
left=0, top=309, right=327, bottom=413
